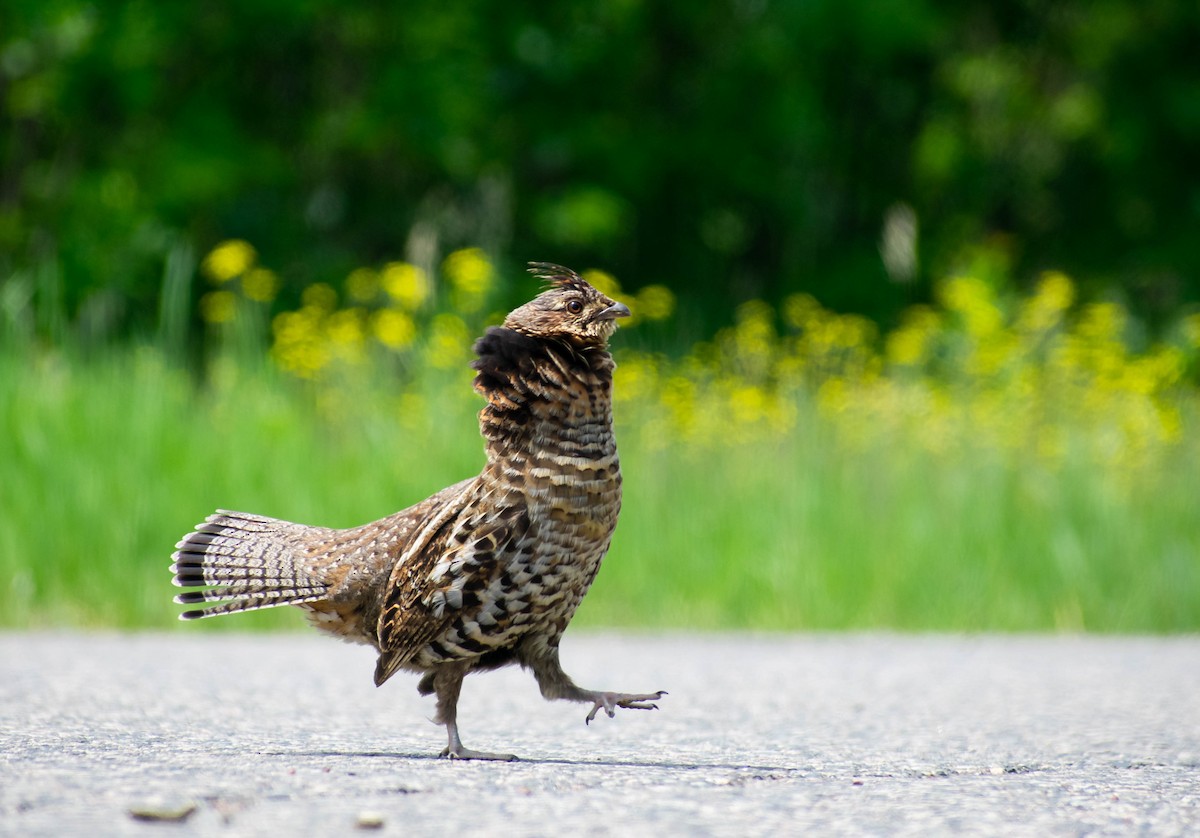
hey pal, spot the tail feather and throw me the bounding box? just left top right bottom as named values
left=170, top=510, right=331, bottom=620
left=175, top=590, right=327, bottom=620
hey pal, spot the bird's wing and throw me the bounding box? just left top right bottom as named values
left=374, top=487, right=531, bottom=685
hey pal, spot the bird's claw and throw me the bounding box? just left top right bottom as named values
left=584, top=690, right=668, bottom=725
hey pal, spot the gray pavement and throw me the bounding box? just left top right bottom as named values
left=2, top=632, right=1198, bottom=836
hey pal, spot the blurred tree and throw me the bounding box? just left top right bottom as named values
left=1, top=0, right=1197, bottom=345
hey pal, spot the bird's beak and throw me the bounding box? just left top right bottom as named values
left=595, top=300, right=631, bottom=321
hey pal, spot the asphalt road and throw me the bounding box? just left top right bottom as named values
left=2, top=633, right=1198, bottom=836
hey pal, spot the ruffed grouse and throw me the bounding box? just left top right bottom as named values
left=170, top=263, right=664, bottom=760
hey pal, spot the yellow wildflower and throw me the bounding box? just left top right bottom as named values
left=201, top=240, right=256, bottom=283
left=1181, top=313, right=1200, bottom=349
left=940, top=275, right=1003, bottom=336
left=327, top=308, right=365, bottom=345
left=270, top=307, right=329, bottom=378
left=612, top=353, right=658, bottom=403
left=346, top=268, right=380, bottom=303
left=372, top=308, right=417, bottom=350
left=1017, top=271, right=1075, bottom=334
left=241, top=268, right=280, bottom=303
left=271, top=335, right=329, bottom=379
left=635, top=285, right=676, bottom=321
left=886, top=307, right=939, bottom=366
left=1150, top=346, right=1185, bottom=387
left=660, top=375, right=697, bottom=435
left=427, top=313, right=470, bottom=369
left=443, top=248, right=494, bottom=298
left=326, top=308, right=367, bottom=364
left=382, top=262, right=431, bottom=310
left=782, top=294, right=822, bottom=331
left=1036, top=271, right=1075, bottom=311
left=301, top=283, right=338, bottom=311
left=733, top=300, right=775, bottom=356
left=199, top=290, right=236, bottom=324
left=816, top=377, right=850, bottom=415
left=836, top=314, right=877, bottom=349
left=729, top=383, right=768, bottom=426
left=1156, top=404, right=1183, bottom=443
left=1077, top=302, right=1125, bottom=343
left=887, top=328, right=926, bottom=366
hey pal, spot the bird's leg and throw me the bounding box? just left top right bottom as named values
left=432, top=664, right=517, bottom=761
left=528, top=648, right=666, bottom=725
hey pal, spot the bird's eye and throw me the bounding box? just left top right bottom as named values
left=566, top=299, right=583, bottom=314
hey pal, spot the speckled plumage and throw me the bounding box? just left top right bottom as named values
left=171, top=263, right=665, bottom=759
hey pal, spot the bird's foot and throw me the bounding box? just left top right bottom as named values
left=439, top=744, right=519, bottom=761
left=584, top=690, right=667, bottom=725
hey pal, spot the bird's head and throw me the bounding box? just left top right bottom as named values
left=502, top=263, right=631, bottom=349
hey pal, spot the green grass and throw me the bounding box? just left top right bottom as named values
left=2, top=345, right=1197, bottom=632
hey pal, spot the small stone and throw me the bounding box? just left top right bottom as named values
left=356, top=811, right=386, bottom=829
left=128, top=801, right=198, bottom=822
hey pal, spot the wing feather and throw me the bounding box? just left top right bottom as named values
left=373, top=483, right=531, bottom=685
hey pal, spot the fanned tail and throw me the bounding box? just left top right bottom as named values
left=170, top=510, right=329, bottom=620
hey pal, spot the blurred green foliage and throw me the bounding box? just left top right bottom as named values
left=3, top=0, right=1199, bottom=345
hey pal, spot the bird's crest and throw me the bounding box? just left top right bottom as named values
left=527, top=262, right=590, bottom=294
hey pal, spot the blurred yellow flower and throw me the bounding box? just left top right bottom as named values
left=1182, top=313, right=1200, bottom=349
left=1077, top=302, right=1125, bottom=342
left=427, top=313, right=470, bottom=369
left=1147, top=346, right=1184, bottom=388
left=729, top=384, right=768, bottom=425
left=347, top=268, right=380, bottom=303
left=270, top=307, right=329, bottom=378
left=242, top=268, right=280, bottom=303
left=887, top=329, right=927, bottom=367
left=836, top=315, right=877, bottom=350
left=327, top=308, right=365, bottom=345
left=272, top=341, right=329, bottom=379
left=783, top=294, right=821, bottom=330
left=372, top=308, right=417, bottom=350
left=660, top=375, right=697, bottom=433
left=199, top=290, right=237, bottom=323
left=301, top=283, right=338, bottom=311
left=1017, top=272, right=1074, bottom=334
left=326, top=309, right=366, bottom=363
left=382, top=262, right=431, bottom=310
left=613, top=353, right=657, bottom=403
left=273, top=308, right=319, bottom=338
left=886, top=306, right=940, bottom=366
left=1037, top=271, right=1075, bottom=311
left=635, top=285, right=676, bottom=321
left=940, top=275, right=1002, bottom=336
left=732, top=300, right=775, bottom=369
left=816, top=377, right=850, bottom=415
left=202, top=240, right=257, bottom=283
left=443, top=248, right=494, bottom=297
left=1157, top=404, right=1183, bottom=442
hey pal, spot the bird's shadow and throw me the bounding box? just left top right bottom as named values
left=257, top=749, right=800, bottom=775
